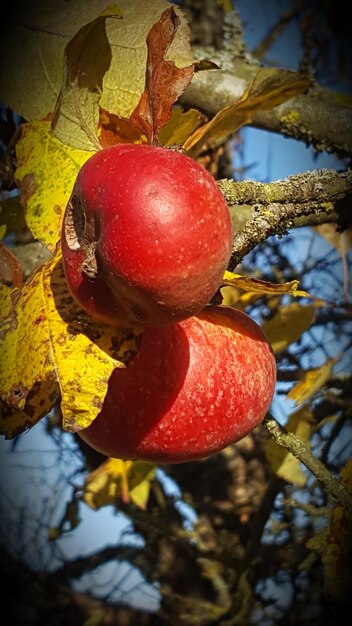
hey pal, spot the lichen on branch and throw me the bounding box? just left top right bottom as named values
left=217, top=169, right=352, bottom=269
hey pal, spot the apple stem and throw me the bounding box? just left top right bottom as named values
left=263, top=413, right=352, bottom=515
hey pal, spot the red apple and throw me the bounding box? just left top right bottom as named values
left=61, top=143, right=233, bottom=328
left=77, top=305, right=276, bottom=463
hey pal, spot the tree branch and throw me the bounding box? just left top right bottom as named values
left=219, top=169, right=352, bottom=204
left=181, top=58, right=352, bottom=155
left=217, top=169, right=352, bottom=269
left=263, top=413, right=352, bottom=515
left=53, top=544, right=152, bottom=582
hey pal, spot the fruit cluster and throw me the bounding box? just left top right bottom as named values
left=61, top=144, right=276, bottom=463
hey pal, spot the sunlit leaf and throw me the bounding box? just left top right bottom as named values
left=52, top=8, right=121, bottom=150
left=101, top=0, right=193, bottom=119
left=98, top=107, right=145, bottom=147
left=222, top=270, right=309, bottom=297
left=287, top=358, right=335, bottom=405
left=261, top=303, right=316, bottom=353
left=322, top=459, right=352, bottom=612
left=220, top=285, right=263, bottom=311
left=183, top=68, right=311, bottom=155
left=99, top=4, right=122, bottom=18
left=15, top=121, right=93, bottom=250
left=158, top=107, right=204, bottom=146
left=130, top=7, right=194, bottom=144
left=83, top=458, right=156, bottom=510
left=0, top=245, right=141, bottom=438
left=129, top=473, right=154, bottom=510
left=265, top=406, right=314, bottom=486
left=0, top=1, right=192, bottom=125
left=0, top=1, right=116, bottom=120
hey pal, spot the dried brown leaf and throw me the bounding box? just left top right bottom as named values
left=130, top=7, right=194, bottom=144
left=0, top=242, right=23, bottom=287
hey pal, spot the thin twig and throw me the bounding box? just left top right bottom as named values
left=263, top=413, right=352, bottom=515
left=252, top=1, right=303, bottom=60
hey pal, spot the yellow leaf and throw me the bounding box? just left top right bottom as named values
left=183, top=67, right=311, bottom=155
left=15, top=121, right=93, bottom=250
left=261, top=303, right=315, bottom=353
left=129, top=476, right=153, bottom=510
left=322, top=459, right=352, bottom=612
left=158, top=108, right=204, bottom=146
left=222, top=270, right=309, bottom=297
left=221, top=286, right=264, bottom=312
left=0, top=245, right=141, bottom=437
left=99, top=4, right=123, bottom=18
left=265, top=406, right=314, bottom=486
left=217, top=0, right=233, bottom=11
left=287, top=358, right=335, bottom=405
left=83, top=458, right=155, bottom=510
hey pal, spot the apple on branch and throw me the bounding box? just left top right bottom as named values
left=77, top=305, right=276, bottom=464
left=61, top=143, right=233, bottom=329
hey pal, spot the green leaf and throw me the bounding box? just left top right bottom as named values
left=0, top=1, right=115, bottom=120
left=15, top=121, right=93, bottom=249
left=52, top=11, right=116, bottom=150
left=0, top=0, right=192, bottom=124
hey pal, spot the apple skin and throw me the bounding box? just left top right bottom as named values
left=77, top=305, right=276, bottom=464
left=61, top=143, right=233, bottom=328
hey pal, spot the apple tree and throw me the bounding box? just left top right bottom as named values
left=0, top=1, right=351, bottom=624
